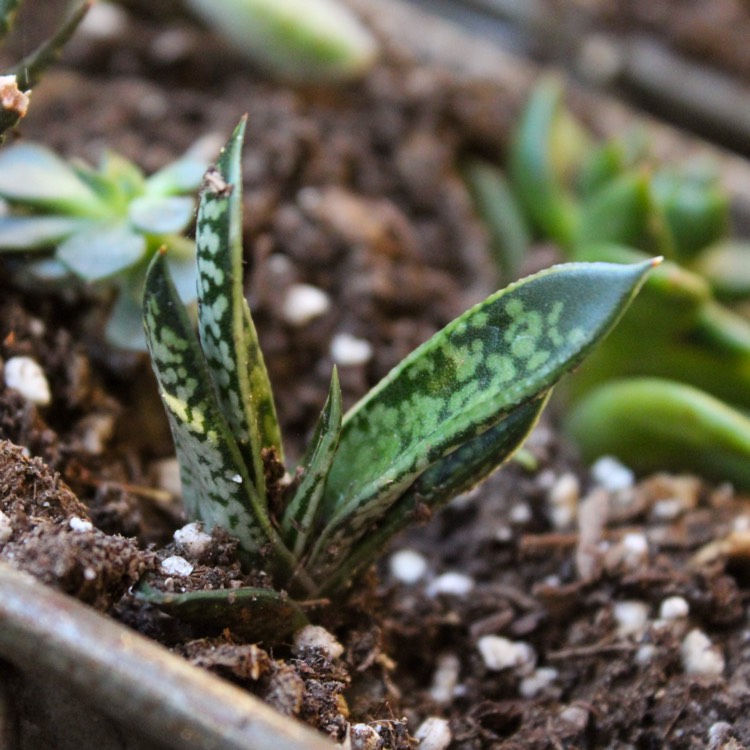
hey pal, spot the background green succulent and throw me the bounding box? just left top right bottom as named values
left=0, top=140, right=210, bottom=349
left=463, top=78, right=750, bottom=488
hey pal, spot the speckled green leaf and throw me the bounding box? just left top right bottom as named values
left=135, top=582, right=308, bottom=642
left=143, top=250, right=281, bottom=561
left=316, top=393, right=549, bottom=594
left=311, top=260, right=656, bottom=571
left=195, top=117, right=282, bottom=496
left=281, top=368, right=342, bottom=558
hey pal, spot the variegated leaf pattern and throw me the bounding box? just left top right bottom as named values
left=281, top=368, right=343, bottom=558
left=310, top=260, right=656, bottom=573
left=315, top=393, right=549, bottom=593
left=143, top=250, right=284, bottom=563
left=195, top=116, right=282, bottom=499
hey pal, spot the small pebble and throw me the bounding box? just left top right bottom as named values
left=160, top=555, right=194, bottom=577
left=519, top=667, right=559, bottom=698
left=0, top=510, right=12, bottom=544
left=613, top=600, right=650, bottom=637
left=591, top=455, right=634, bottom=491
left=426, top=572, right=474, bottom=598
left=414, top=717, right=452, bottom=750
left=83, top=567, right=97, bottom=581
left=281, top=283, right=331, bottom=326
left=681, top=629, right=725, bottom=676
left=389, top=549, right=428, bottom=584
left=293, top=625, right=344, bottom=660
left=330, top=333, right=373, bottom=366
left=69, top=516, right=93, bottom=533
left=4, top=356, right=51, bottom=406
left=429, top=653, right=461, bottom=704
left=477, top=635, right=536, bottom=673
left=659, top=596, right=690, bottom=621
left=173, top=522, right=213, bottom=559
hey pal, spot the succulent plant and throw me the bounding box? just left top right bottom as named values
left=0, top=140, right=210, bottom=349
left=464, top=78, right=750, bottom=488
left=137, top=118, right=654, bottom=639
left=184, top=0, right=378, bottom=83
left=0, top=0, right=91, bottom=139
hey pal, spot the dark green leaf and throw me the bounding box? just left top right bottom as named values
left=136, top=582, right=308, bottom=642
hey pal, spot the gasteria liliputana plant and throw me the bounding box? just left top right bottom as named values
left=0, top=140, right=210, bottom=349
left=0, top=0, right=90, bottom=139
left=139, top=118, right=655, bottom=637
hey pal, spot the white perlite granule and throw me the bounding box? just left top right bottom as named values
left=414, top=717, right=452, bottom=750
left=4, top=356, right=51, bottom=406
left=681, top=629, right=725, bottom=676
left=389, top=549, right=428, bottom=584
left=0, top=510, right=12, bottom=544
left=659, top=596, right=690, bottom=621
left=281, top=283, right=331, bottom=326
left=293, top=625, right=344, bottom=660
left=429, top=653, right=461, bottom=704
left=590, top=455, right=634, bottom=491
left=69, top=516, right=93, bottom=533
left=160, top=555, right=194, bottom=577
left=477, top=636, right=536, bottom=673
left=613, top=600, right=650, bottom=637
left=426, top=572, right=474, bottom=598
left=173, top=522, right=213, bottom=559
left=330, top=333, right=373, bottom=366
left=519, top=667, right=559, bottom=698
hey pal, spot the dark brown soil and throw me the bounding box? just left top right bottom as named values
left=2, top=2, right=750, bottom=749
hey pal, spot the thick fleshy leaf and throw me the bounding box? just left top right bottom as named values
left=692, top=241, right=750, bottom=301
left=508, top=77, right=583, bottom=247
left=195, top=117, right=282, bottom=491
left=310, top=260, right=657, bottom=571
left=316, top=393, right=549, bottom=594
left=573, top=172, right=651, bottom=249
left=129, top=195, right=196, bottom=235
left=184, top=0, right=377, bottom=82
left=105, top=284, right=148, bottom=350
left=135, top=582, right=308, bottom=642
left=99, top=149, right=146, bottom=200
left=0, top=142, right=107, bottom=215
left=281, top=368, right=342, bottom=557
left=462, top=159, right=529, bottom=279
left=566, top=378, right=750, bottom=490
left=57, top=222, right=146, bottom=280
left=146, top=154, right=210, bottom=196
left=142, top=250, right=286, bottom=564
left=0, top=215, right=90, bottom=249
